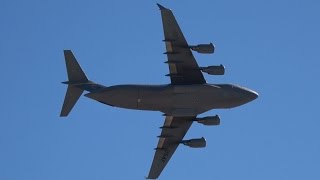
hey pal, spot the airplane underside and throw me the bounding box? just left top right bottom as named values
left=60, top=3, right=258, bottom=179
left=84, top=84, right=257, bottom=116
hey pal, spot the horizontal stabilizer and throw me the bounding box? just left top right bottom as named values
left=60, top=85, right=84, bottom=117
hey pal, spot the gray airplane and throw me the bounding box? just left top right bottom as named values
left=60, top=4, right=258, bottom=179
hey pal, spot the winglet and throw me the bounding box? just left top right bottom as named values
left=157, top=3, right=168, bottom=10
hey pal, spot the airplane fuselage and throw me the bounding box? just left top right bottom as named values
left=85, top=83, right=258, bottom=116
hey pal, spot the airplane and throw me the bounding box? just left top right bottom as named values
left=60, top=3, right=258, bottom=179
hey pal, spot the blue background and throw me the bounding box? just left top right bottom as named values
left=1, top=0, right=319, bottom=179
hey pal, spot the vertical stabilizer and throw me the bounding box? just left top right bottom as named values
left=64, top=50, right=88, bottom=83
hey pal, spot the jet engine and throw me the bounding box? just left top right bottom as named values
left=200, top=65, right=225, bottom=75
left=181, top=137, right=206, bottom=148
left=196, top=115, right=220, bottom=126
left=190, top=43, right=215, bottom=54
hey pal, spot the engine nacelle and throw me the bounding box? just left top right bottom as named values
left=190, top=43, right=215, bottom=54
left=181, top=137, right=206, bottom=148
left=196, top=115, right=220, bottom=126
left=200, top=65, right=225, bottom=75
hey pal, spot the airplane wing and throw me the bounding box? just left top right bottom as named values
left=158, top=4, right=206, bottom=85
left=147, top=116, right=194, bottom=179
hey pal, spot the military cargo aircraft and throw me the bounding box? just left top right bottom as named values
left=60, top=4, right=258, bottom=179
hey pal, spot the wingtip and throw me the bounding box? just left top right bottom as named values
left=156, top=3, right=167, bottom=10
left=60, top=114, right=67, bottom=117
left=145, top=176, right=156, bottom=180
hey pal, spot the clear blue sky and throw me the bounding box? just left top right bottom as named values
left=1, top=0, right=319, bottom=179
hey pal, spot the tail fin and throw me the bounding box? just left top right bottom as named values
left=60, top=50, right=88, bottom=117
left=64, top=50, right=88, bottom=83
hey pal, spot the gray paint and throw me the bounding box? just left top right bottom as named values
left=60, top=3, right=258, bottom=179
left=85, top=84, right=257, bottom=116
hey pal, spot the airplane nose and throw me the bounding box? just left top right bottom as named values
left=250, top=90, right=259, bottom=100
left=231, top=85, right=259, bottom=106
left=236, top=85, right=258, bottom=102
left=246, top=89, right=259, bottom=101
